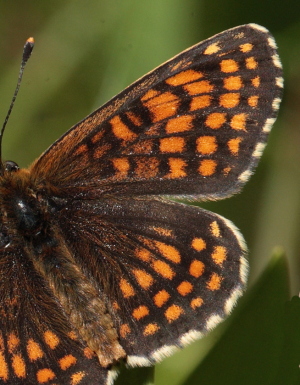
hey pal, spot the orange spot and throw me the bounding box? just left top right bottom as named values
left=184, top=80, right=213, bottom=95
left=165, top=158, right=187, bottom=179
left=110, top=115, right=137, bottom=141
left=0, top=352, right=8, bottom=380
left=71, top=372, right=86, bottom=385
left=190, top=95, right=211, bottom=110
left=207, top=273, right=223, bottom=291
left=223, top=76, right=243, bottom=90
left=165, top=115, right=193, bottom=133
left=143, top=323, right=160, bottom=336
left=8, top=333, right=19, bottom=353
left=153, top=290, right=170, bottom=307
left=27, top=339, right=43, bottom=361
left=155, top=241, right=181, bottom=263
left=204, top=43, right=221, bottom=55
left=248, top=95, right=259, bottom=107
left=220, top=59, right=239, bottom=73
left=240, top=43, right=253, bottom=52
left=223, top=166, right=232, bottom=175
left=251, top=76, right=260, bottom=87
left=189, top=260, right=205, bottom=278
left=165, top=305, right=184, bottom=322
left=152, top=260, right=175, bottom=279
left=141, top=89, right=160, bottom=101
left=135, top=157, right=159, bottom=179
left=83, top=347, right=94, bottom=359
left=245, top=57, right=258, bottom=69
left=231, top=113, right=247, bottom=130
left=132, top=305, right=149, bottom=320
left=170, top=59, right=188, bottom=72
left=120, top=324, right=131, bottom=338
left=119, top=279, right=135, bottom=298
left=220, top=93, right=240, bottom=108
left=74, top=144, right=88, bottom=156
left=152, top=227, right=173, bottom=237
left=210, top=221, right=221, bottom=237
left=160, top=137, right=185, bottom=153
left=125, top=111, right=142, bottom=126
left=91, top=130, right=104, bottom=144
left=196, top=136, right=217, bottom=155
left=143, top=92, right=179, bottom=122
left=228, top=137, right=242, bottom=155
left=59, top=355, right=77, bottom=370
left=191, top=297, right=204, bottom=309
left=37, top=368, right=56, bottom=383
left=109, top=115, right=137, bottom=141
left=177, top=281, right=193, bottom=296
left=191, top=238, right=206, bottom=251
left=112, top=157, right=130, bottom=178
left=166, top=69, right=203, bottom=86
left=44, top=331, right=59, bottom=349
left=211, top=246, right=227, bottom=265
left=12, top=355, right=26, bottom=378
left=133, top=269, right=153, bottom=289
left=198, top=159, right=217, bottom=176
left=112, top=301, right=120, bottom=310
left=135, top=248, right=151, bottom=261
left=68, top=331, right=78, bottom=340
left=205, top=112, right=226, bottom=129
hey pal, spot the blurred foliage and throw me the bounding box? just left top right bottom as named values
left=183, top=251, right=291, bottom=385
left=0, top=1, right=300, bottom=384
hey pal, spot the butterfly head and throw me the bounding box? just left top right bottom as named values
left=0, top=165, right=47, bottom=250
left=3, top=161, right=20, bottom=173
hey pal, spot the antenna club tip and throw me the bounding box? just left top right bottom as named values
left=25, top=37, right=35, bottom=49
left=1, top=37, right=34, bottom=158
left=26, top=37, right=35, bottom=45
left=23, top=37, right=35, bottom=63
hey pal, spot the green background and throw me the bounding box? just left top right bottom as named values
left=0, top=1, right=300, bottom=384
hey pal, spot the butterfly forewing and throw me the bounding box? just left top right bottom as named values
left=30, top=24, right=282, bottom=201
left=0, top=24, right=283, bottom=385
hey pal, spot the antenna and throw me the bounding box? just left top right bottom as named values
left=0, top=37, right=35, bottom=175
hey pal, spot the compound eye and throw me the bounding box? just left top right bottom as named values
left=4, top=161, right=19, bottom=172
left=0, top=231, right=10, bottom=249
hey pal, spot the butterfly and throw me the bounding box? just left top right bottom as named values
left=0, top=24, right=283, bottom=385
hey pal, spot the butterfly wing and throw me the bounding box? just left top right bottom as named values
left=0, top=243, right=109, bottom=384
left=3, top=24, right=282, bottom=383
left=56, top=196, right=247, bottom=365
left=30, top=24, right=283, bottom=201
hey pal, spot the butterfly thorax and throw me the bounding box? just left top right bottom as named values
left=0, top=167, right=126, bottom=368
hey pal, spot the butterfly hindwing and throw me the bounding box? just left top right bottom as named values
left=56, top=196, right=247, bottom=365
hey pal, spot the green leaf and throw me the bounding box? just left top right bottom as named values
left=115, top=364, right=154, bottom=385
left=271, top=295, right=300, bottom=385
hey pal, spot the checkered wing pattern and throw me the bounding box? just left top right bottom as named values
left=0, top=24, right=282, bottom=385
left=58, top=196, right=247, bottom=366
left=31, top=24, right=282, bottom=201
left=0, top=245, right=107, bottom=385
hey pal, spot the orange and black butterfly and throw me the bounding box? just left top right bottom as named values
left=0, top=24, right=282, bottom=384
